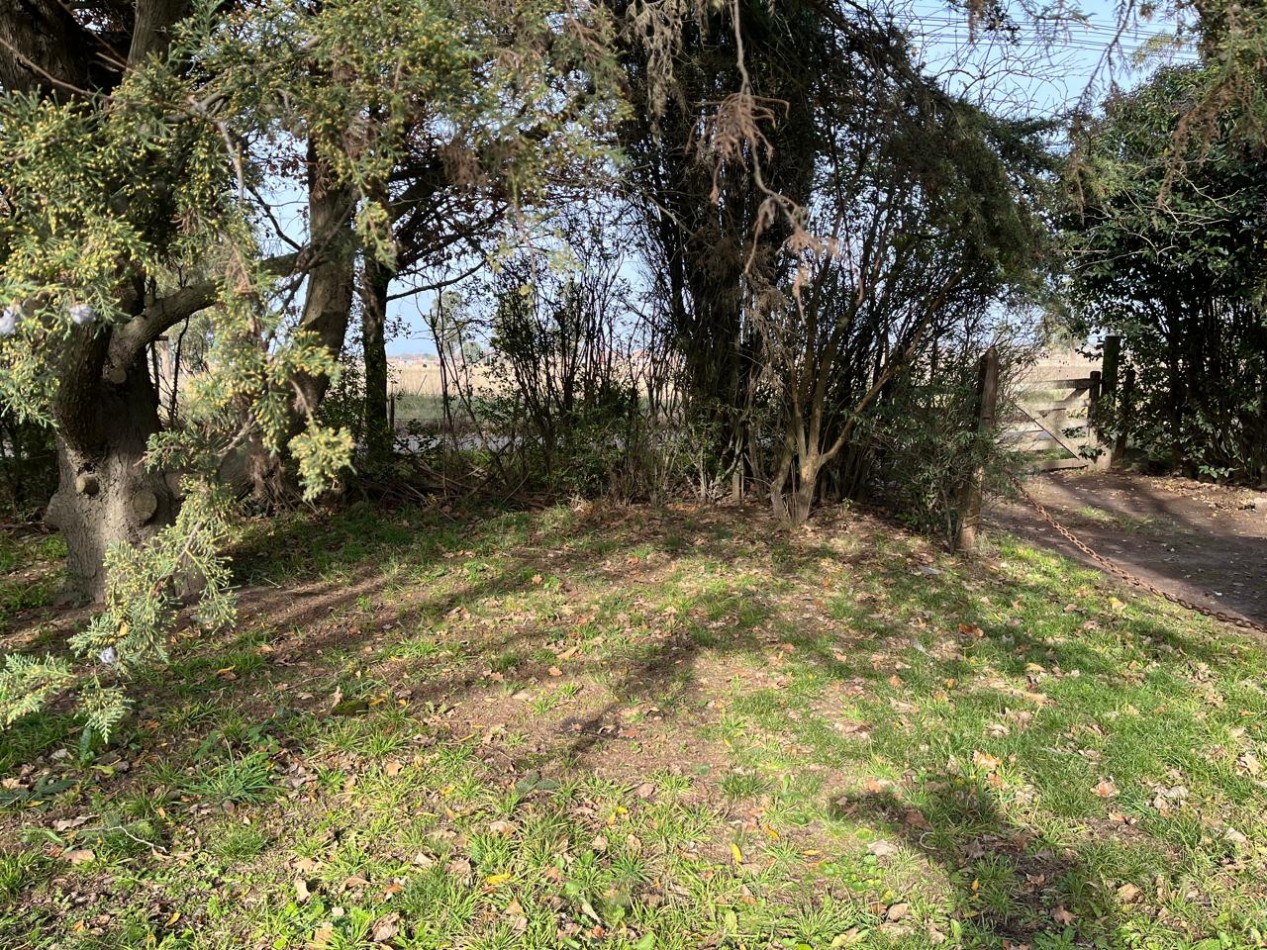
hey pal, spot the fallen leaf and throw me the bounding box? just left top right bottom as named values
left=973, top=751, right=1002, bottom=773
left=372, top=913, right=399, bottom=942
left=1116, top=882, right=1141, bottom=903
left=902, top=809, right=931, bottom=829
left=1092, top=779, right=1118, bottom=799
left=448, top=857, right=473, bottom=884
left=867, top=840, right=899, bottom=858
left=484, top=873, right=512, bottom=886
left=730, top=842, right=743, bottom=865
left=63, top=848, right=95, bottom=865
left=885, top=902, right=910, bottom=921
left=384, top=760, right=403, bottom=777
left=1052, top=906, right=1076, bottom=925
left=295, top=878, right=311, bottom=903
left=548, top=666, right=563, bottom=677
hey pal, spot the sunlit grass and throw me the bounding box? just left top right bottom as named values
left=1, top=503, right=1266, bottom=948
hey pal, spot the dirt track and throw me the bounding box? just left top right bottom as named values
left=989, top=471, right=1267, bottom=629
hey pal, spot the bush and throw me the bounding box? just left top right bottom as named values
left=846, top=348, right=1021, bottom=544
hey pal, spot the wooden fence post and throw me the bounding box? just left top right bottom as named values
left=1101, top=336, right=1121, bottom=401
left=955, top=346, right=1000, bottom=552
left=1116, top=364, right=1135, bottom=459
left=1096, top=335, right=1121, bottom=468
left=1087, top=370, right=1112, bottom=470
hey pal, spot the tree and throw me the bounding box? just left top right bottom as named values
left=0, top=1, right=362, bottom=602
left=333, top=0, right=628, bottom=470
left=0, top=0, right=632, bottom=733
left=618, top=0, right=831, bottom=498
left=616, top=1, right=1050, bottom=520
left=759, top=41, right=1050, bottom=524
left=1066, top=64, right=1267, bottom=481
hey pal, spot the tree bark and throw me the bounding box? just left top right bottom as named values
left=360, top=256, right=394, bottom=468
left=0, top=0, right=103, bottom=96
left=45, top=350, right=177, bottom=602
left=292, top=138, right=357, bottom=421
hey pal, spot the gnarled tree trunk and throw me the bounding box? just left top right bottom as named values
left=1, top=2, right=195, bottom=597
left=44, top=344, right=177, bottom=602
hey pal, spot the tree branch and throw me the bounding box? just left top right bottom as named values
left=109, top=253, right=298, bottom=369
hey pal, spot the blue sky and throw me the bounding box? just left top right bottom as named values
left=909, top=0, right=1195, bottom=116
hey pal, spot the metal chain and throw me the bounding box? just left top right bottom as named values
left=1007, top=473, right=1267, bottom=634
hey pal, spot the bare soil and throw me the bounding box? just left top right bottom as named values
left=990, top=470, right=1267, bottom=628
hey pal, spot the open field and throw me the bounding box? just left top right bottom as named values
left=2, top=499, right=1267, bottom=949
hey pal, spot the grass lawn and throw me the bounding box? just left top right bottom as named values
left=2, top=500, right=1266, bottom=949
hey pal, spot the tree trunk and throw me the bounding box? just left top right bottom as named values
left=361, top=257, right=394, bottom=468
left=45, top=357, right=177, bottom=602
left=789, top=466, right=817, bottom=527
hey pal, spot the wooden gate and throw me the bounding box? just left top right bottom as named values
left=1004, top=355, right=1113, bottom=472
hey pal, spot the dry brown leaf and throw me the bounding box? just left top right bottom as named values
left=868, top=840, right=899, bottom=858
left=372, top=913, right=399, bottom=942
left=1117, top=882, right=1141, bottom=903
left=309, top=922, right=335, bottom=949
left=973, top=751, right=1002, bottom=772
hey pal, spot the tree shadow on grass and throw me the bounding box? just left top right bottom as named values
left=4, top=499, right=1263, bottom=948
left=832, top=786, right=1122, bottom=947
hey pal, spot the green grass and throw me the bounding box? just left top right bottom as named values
left=0, top=533, right=65, bottom=630
left=2, top=501, right=1267, bottom=949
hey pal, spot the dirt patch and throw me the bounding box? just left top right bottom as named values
left=989, top=470, right=1267, bottom=628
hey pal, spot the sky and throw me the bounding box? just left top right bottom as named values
left=908, top=0, right=1196, bottom=116
left=377, top=1, right=1198, bottom=357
